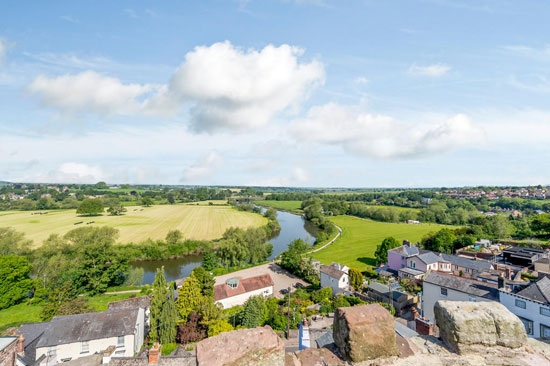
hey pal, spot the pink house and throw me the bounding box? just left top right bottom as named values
left=387, top=242, right=420, bottom=272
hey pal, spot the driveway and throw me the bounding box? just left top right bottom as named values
left=214, top=262, right=309, bottom=299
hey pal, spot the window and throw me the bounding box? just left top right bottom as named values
left=81, top=341, right=89, bottom=353
left=454, top=265, right=459, bottom=271
left=47, top=347, right=56, bottom=357
left=515, top=299, right=526, bottom=309
left=465, top=268, right=470, bottom=273
left=411, top=261, right=416, bottom=269
left=519, top=317, right=534, bottom=335
left=541, top=324, right=550, bottom=340
left=440, top=288, right=448, bottom=297
left=117, top=336, right=124, bottom=347
left=468, top=295, right=476, bottom=302
left=541, top=307, right=550, bottom=317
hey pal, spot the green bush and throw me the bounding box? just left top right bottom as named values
left=161, top=343, right=178, bottom=356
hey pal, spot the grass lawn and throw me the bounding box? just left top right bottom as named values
left=0, top=204, right=267, bottom=247
left=311, top=216, right=448, bottom=269
left=367, top=205, right=421, bottom=213
left=0, top=292, right=138, bottom=333
left=254, top=200, right=302, bottom=212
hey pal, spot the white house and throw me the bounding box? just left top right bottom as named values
left=18, top=308, right=145, bottom=365
left=214, top=274, right=274, bottom=309
left=320, top=263, right=350, bottom=294
left=499, top=276, right=550, bottom=339
left=421, top=271, right=499, bottom=324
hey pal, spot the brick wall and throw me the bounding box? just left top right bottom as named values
left=0, top=339, right=17, bottom=366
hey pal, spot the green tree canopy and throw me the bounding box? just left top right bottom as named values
left=374, top=236, right=400, bottom=264
left=0, top=227, right=31, bottom=256
left=201, top=251, right=218, bottom=271
left=175, top=275, right=204, bottom=323
left=76, top=198, right=104, bottom=216
left=242, top=295, right=266, bottom=328
left=190, top=267, right=215, bottom=298
left=150, top=267, right=178, bottom=344
left=349, top=268, right=363, bottom=291
left=421, top=229, right=457, bottom=254
left=0, top=255, right=35, bottom=309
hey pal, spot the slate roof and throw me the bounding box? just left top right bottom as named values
left=319, top=264, right=346, bottom=280
left=391, top=245, right=420, bottom=257
left=439, top=254, right=492, bottom=272
left=0, top=337, right=16, bottom=352
left=213, top=274, right=274, bottom=301
left=31, top=308, right=140, bottom=348
left=107, top=295, right=150, bottom=311
left=417, top=252, right=445, bottom=265
left=394, top=320, right=418, bottom=338
left=516, top=276, right=550, bottom=304
left=398, top=267, right=425, bottom=276
left=423, top=272, right=499, bottom=300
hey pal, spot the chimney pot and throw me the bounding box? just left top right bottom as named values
left=149, top=342, right=161, bottom=365
left=17, top=334, right=25, bottom=356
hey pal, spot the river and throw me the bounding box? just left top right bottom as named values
left=132, top=209, right=316, bottom=285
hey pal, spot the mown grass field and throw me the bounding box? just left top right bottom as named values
left=0, top=292, right=137, bottom=333
left=311, top=216, right=448, bottom=269
left=254, top=200, right=303, bottom=212
left=0, top=204, right=267, bottom=247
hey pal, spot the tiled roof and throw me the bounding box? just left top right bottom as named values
left=439, top=254, right=492, bottom=272
left=516, top=276, right=550, bottom=304
left=33, top=308, right=140, bottom=348
left=424, top=272, right=499, bottom=300
left=320, top=265, right=346, bottom=279
left=213, top=274, right=274, bottom=301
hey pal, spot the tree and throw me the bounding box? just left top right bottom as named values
left=175, top=276, right=204, bottom=323
left=190, top=267, right=215, bottom=298
left=141, top=197, right=154, bottom=207
left=483, top=216, right=514, bottom=239
left=242, top=295, right=266, bottom=328
left=40, top=281, right=77, bottom=321
left=176, top=311, right=207, bottom=344
left=531, top=213, right=550, bottom=235
left=349, top=268, right=363, bottom=291
left=374, top=237, right=400, bottom=264
left=76, top=198, right=104, bottom=216
left=167, top=193, right=176, bottom=204
left=107, top=205, right=127, bottom=216
left=165, top=230, right=183, bottom=245
left=57, top=298, right=94, bottom=316
left=421, top=229, right=457, bottom=253
left=0, top=227, right=31, bottom=256
left=0, top=255, right=34, bottom=309
left=125, top=267, right=144, bottom=286
left=201, top=251, right=218, bottom=271
left=95, top=181, right=108, bottom=190
left=150, top=267, right=178, bottom=344
left=206, top=319, right=233, bottom=337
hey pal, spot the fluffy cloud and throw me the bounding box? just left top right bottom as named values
left=19, top=162, right=108, bottom=184
left=248, top=166, right=311, bottom=186
left=28, top=71, right=156, bottom=116
left=181, top=151, right=223, bottom=182
left=27, top=42, right=324, bottom=131
left=290, top=103, right=485, bottom=159
left=408, top=63, right=451, bottom=77
left=0, top=38, right=8, bottom=66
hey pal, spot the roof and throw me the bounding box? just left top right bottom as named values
left=535, top=258, right=550, bottom=265
left=516, top=276, right=550, bottom=304
left=18, top=322, right=50, bottom=346
left=33, top=308, right=140, bottom=348
left=0, top=337, right=16, bottom=351
left=417, top=252, right=445, bottom=265
left=367, top=282, right=409, bottom=302
left=214, top=273, right=274, bottom=301
left=320, top=264, right=346, bottom=280
left=390, top=244, right=419, bottom=257
left=398, top=267, right=425, bottom=276
left=439, top=253, right=492, bottom=272
left=107, top=295, right=150, bottom=312
left=394, top=321, right=418, bottom=338
left=423, top=272, right=499, bottom=300
left=503, top=246, right=546, bottom=259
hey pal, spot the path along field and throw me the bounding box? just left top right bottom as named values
left=311, top=216, right=448, bottom=269
left=0, top=204, right=267, bottom=247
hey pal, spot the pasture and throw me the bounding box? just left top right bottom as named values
left=311, top=216, right=448, bottom=269
left=254, top=200, right=303, bottom=212
left=0, top=204, right=267, bottom=247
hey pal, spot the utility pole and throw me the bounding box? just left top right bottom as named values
left=286, top=287, right=291, bottom=339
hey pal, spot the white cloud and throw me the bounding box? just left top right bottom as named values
left=0, top=38, right=9, bottom=67
left=290, top=103, right=485, bottom=159
left=60, top=15, right=79, bottom=24
left=181, top=151, right=223, bottom=182
left=408, top=63, right=451, bottom=77
left=151, top=41, right=324, bottom=132
left=354, top=76, right=369, bottom=84
left=248, top=166, right=311, bottom=186
left=28, top=71, right=157, bottom=116
left=19, top=162, right=108, bottom=184
left=291, top=167, right=310, bottom=182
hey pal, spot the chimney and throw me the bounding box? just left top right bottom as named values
left=498, top=273, right=505, bottom=289
left=149, top=343, right=161, bottom=365
left=505, top=267, right=511, bottom=280
left=17, top=334, right=25, bottom=356
left=403, top=240, right=411, bottom=247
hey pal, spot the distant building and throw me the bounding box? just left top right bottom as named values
left=535, top=258, right=550, bottom=274
left=421, top=272, right=499, bottom=324
left=17, top=308, right=145, bottom=365
left=214, top=274, right=274, bottom=309
left=499, top=276, right=550, bottom=339
left=387, top=242, right=421, bottom=273
left=502, top=246, right=548, bottom=268
left=319, top=263, right=350, bottom=294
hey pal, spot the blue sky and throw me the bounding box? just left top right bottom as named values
left=1, top=0, right=550, bottom=187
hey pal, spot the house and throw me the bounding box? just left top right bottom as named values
left=406, top=252, right=447, bottom=273
left=319, top=263, right=350, bottom=294
left=365, top=282, right=418, bottom=316
left=438, top=253, right=493, bottom=277
left=214, top=274, right=274, bottom=309
left=421, top=272, right=499, bottom=324
left=107, top=296, right=151, bottom=327
left=387, top=242, right=423, bottom=273
left=17, top=308, right=145, bottom=365
left=499, top=276, right=550, bottom=339
left=0, top=337, right=18, bottom=366
left=535, top=258, right=550, bottom=274
left=502, top=246, right=548, bottom=267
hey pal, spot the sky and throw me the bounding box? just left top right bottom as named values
left=1, top=0, right=550, bottom=188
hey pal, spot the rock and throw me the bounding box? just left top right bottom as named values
left=434, top=301, right=527, bottom=353
left=333, top=303, right=398, bottom=361
left=293, top=348, right=344, bottom=366
left=196, top=325, right=284, bottom=366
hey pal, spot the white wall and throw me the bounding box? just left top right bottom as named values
left=320, top=272, right=349, bottom=294
left=422, top=282, right=495, bottom=324
left=35, top=308, right=145, bottom=363
left=217, top=286, right=273, bottom=309
left=499, top=291, right=550, bottom=339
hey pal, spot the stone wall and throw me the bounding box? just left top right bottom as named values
left=0, top=339, right=16, bottom=366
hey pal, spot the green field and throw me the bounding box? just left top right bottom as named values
left=367, top=205, right=421, bottom=213
left=254, top=200, right=302, bottom=212
left=0, top=204, right=267, bottom=247
left=311, top=216, right=447, bottom=269
left=0, top=293, right=137, bottom=333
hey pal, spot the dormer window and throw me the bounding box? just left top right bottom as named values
left=226, top=278, right=239, bottom=289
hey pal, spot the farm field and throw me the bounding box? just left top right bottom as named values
left=367, top=205, right=421, bottom=213
left=254, top=200, right=302, bottom=212
left=0, top=204, right=267, bottom=247
left=311, top=216, right=448, bottom=269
